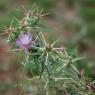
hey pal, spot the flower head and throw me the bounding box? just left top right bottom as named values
left=91, top=83, right=95, bottom=92
left=16, top=33, right=35, bottom=51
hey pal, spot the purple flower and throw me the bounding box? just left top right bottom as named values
left=91, top=83, right=95, bottom=92
left=16, top=33, right=35, bottom=51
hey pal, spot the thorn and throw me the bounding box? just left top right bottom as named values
left=13, top=16, right=19, bottom=22
left=40, top=13, right=50, bottom=17
left=40, top=8, right=43, bottom=15
left=9, top=19, right=14, bottom=29
left=22, top=5, right=27, bottom=12
left=31, top=2, right=36, bottom=10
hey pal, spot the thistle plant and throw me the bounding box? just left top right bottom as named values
left=1, top=4, right=95, bottom=95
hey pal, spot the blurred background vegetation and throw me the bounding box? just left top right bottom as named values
left=0, top=0, right=95, bottom=95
